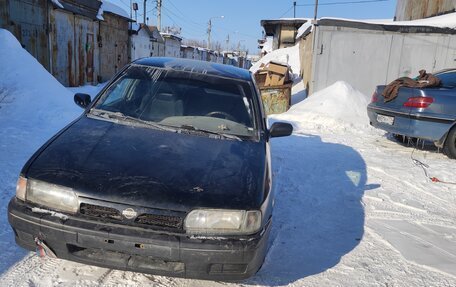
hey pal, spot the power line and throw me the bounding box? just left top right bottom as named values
left=279, top=5, right=294, bottom=18
left=296, top=0, right=389, bottom=7
left=166, top=0, right=205, bottom=26
left=137, top=7, right=156, bottom=18
left=161, top=5, right=206, bottom=29
left=160, top=8, right=207, bottom=36
left=159, top=2, right=257, bottom=48
left=118, top=0, right=131, bottom=10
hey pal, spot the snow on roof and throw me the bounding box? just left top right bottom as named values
left=320, top=12, right=456, bottom=30
left=296, top=21, right=313, bottom=39
left=160, top=32, right=183, bottom=41
left=279, top=18, right=311, bottom=21
left=99, top=0, right=131, bottom=20
left=51, top=0, right=63, bottom=9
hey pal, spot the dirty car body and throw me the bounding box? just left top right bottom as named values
left=367, top=69, right=456, bottom=156
left=8, top=58, right=293, bottom=280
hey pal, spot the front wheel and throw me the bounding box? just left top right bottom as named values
left=443, top=127, right=456, bottom=159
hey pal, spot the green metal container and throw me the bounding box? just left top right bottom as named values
left=259, top=83, right=292, bottom=115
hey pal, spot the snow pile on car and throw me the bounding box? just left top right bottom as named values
left=0, top=29, right=79, bottom=126
left=272, top=81, right=370, bottom=130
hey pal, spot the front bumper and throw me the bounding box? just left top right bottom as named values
left=8, top=198, right=270, bottom=281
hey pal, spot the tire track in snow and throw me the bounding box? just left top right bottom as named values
left=367, top=166, right=448, bottom=203
left=0, top=254, right=60, bottom=287
left=0, top=254, right=36, bottom=287
left=366, top=166, right=454, bottom=221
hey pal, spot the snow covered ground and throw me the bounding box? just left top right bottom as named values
left=0, top=29, right=455, bottom=286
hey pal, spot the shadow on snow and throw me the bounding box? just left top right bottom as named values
left=248, top=133, right=371, bottom=286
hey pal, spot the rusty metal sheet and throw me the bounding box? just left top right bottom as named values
left=50, top=9, right=75, bottom=86
left=0, top=1, right=10, bottom=28
left=74, top=14, right=98, bottom=86
left=259, top=84, right=292, bottom=115
left=86, top=33, right=94, bottom=82
left=99, top=13, right=129, bottom=82
left=2, top=0, right=49, bottom=70
left=50, top=9, right=99, bottom=87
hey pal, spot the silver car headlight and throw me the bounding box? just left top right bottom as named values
left=184, top=209, right=262, bottom=235
left=25, top=179, right=79, bottom=214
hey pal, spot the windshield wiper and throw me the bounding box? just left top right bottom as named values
left=89, top=109, right=177, bottom=132
left=178, top=124, right=242, bottom=141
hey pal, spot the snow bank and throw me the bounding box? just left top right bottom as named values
left=272, top=81, right=370, bottom=130
left=250, top=44, right=301, bottom=78
left=0, top=29, right=79, bottom=125
left=0, top=28, right=79, bottom=274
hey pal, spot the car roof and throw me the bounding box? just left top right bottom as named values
left=434, top=68, right=456, bottom=75
left=133, top=57, right=252, bottom=81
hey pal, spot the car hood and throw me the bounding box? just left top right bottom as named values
left=26, top=116, right=266, bottom=211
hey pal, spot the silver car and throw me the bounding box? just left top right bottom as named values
left=367, top=69, right=456, bottom=158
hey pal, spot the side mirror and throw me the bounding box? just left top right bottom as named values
left=74, top=93, right=92, bottom=109
left=269, top=122, right=293, bottom=138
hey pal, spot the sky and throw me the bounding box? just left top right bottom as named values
left=109, top=0, right=398, bottom=53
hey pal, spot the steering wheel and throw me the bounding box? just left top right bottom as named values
left=205, top=111, right=236, bottom=122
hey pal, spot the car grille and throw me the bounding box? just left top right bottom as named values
left=79, top=203, right=184, bottom=230
left=80, top=203, right=122, bottom=220
left=135, top=213, right=183, bottom=229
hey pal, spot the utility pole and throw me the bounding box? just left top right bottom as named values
left=293, top=1, right=296, bottom=18
left=226, top=34, right=230, bottom=50
left=143, top=0, right=147, bottom=24
left=130, top=0, right=132, bottom=19
left=314, top=0, right=319, bottom=20
left=207, top=16, right=224, bottom=50
left=157, top=0, right=162, bottom=31
left=207, top=19, right=212, bottom=49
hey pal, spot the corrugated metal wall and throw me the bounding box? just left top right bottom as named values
left=0, top=0, right=49, bottom=70
left=395, top=0, right=456, bottom=21
left=99, top=13, right=129, bottom=83
left=309, top=25, right=456, bottom=96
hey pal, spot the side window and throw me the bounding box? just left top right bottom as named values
left=102, top=78, right=135, bottom=106
left=437, top=72, right=456, bottom=88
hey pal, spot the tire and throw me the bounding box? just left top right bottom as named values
left=443, top=127, right=456, bottom=159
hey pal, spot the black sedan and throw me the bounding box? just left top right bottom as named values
left=8, top=58, right=293, bottom=281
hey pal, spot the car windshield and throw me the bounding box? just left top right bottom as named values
left=92, top=65, right=257, bottom=138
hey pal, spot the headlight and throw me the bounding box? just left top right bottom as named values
left=16, top=176, right=27, bottom=201
left=26, top=179, right=79, bottom=214
left=184, top=209, right=261, bottom=235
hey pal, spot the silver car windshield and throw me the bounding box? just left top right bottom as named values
left=93, top=65, right=257, bottom=138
